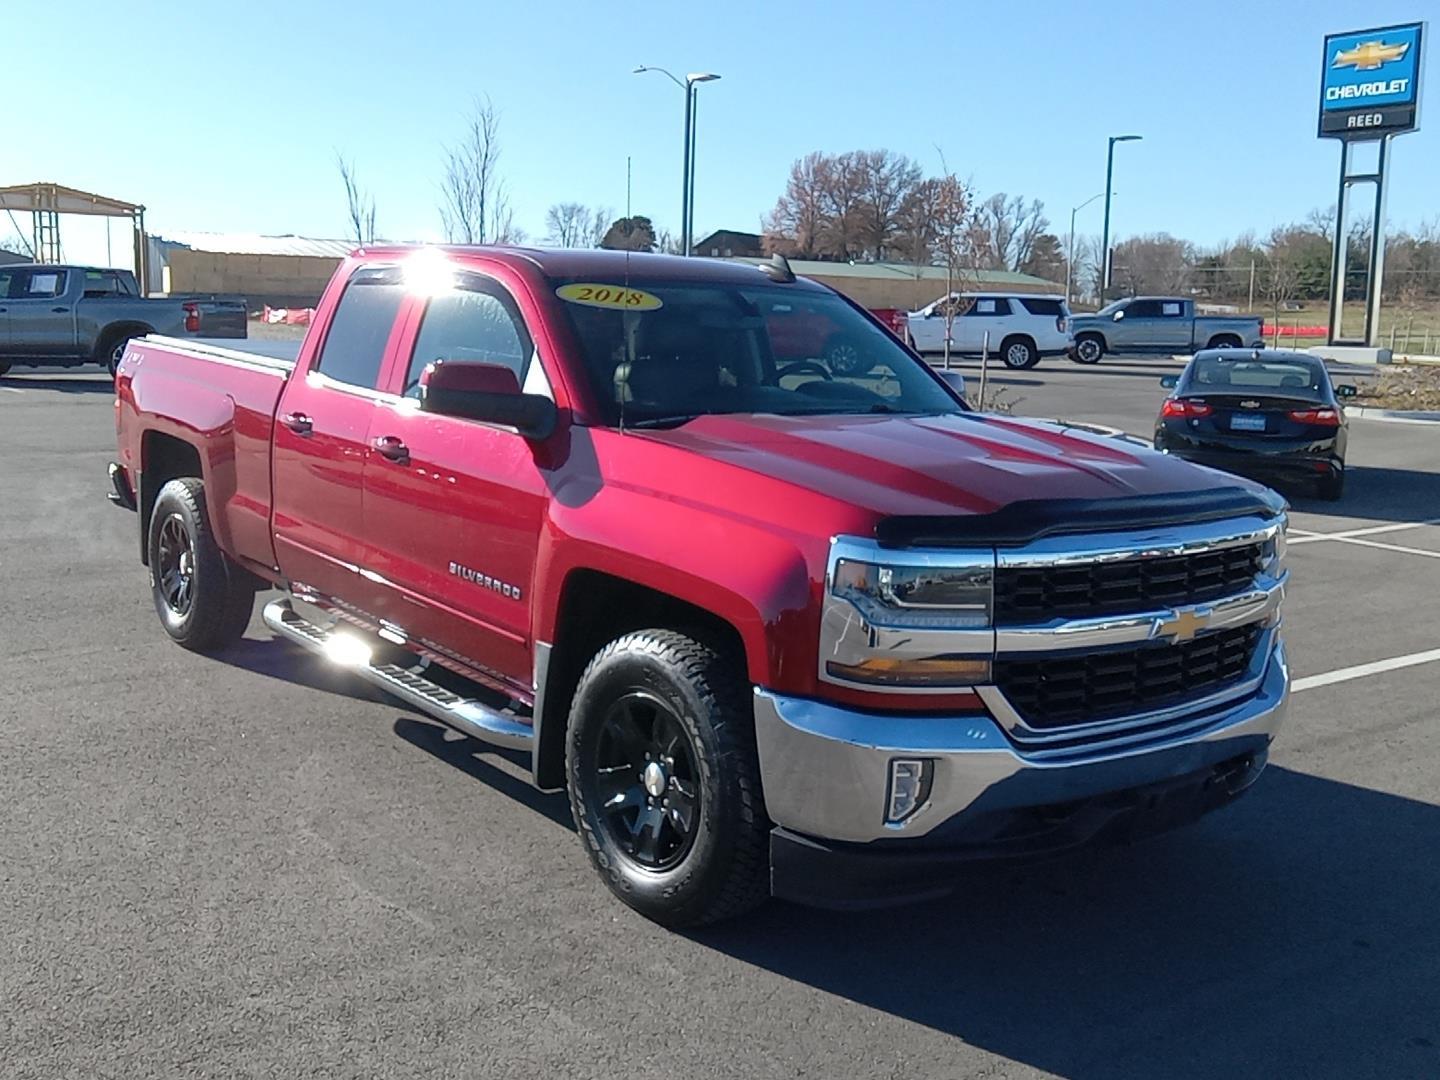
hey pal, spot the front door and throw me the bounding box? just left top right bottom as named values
left=5, top=267, right=77, bottom=358
left=362, top=270, right=550, bottom=695
left=271, top=264, right=408, bottom=611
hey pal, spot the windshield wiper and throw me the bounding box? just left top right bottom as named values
left=625, top=413, right=703, bottom=430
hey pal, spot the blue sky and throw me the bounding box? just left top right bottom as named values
left=4, top=0, right=1435, bottom=264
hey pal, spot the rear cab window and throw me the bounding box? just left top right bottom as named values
left=314, top=267, right=407, bottom=390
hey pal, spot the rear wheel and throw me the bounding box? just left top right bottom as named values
left=1073, top=335, right=1104, bottom=364
left=99, top=328, right=148, bottom=380
left=566, top=629, right=769, bottom=927
left=147, top=478, right=256, bottom=651
left=1319, top=467, right=1345, bottom=501
left=1207, top=334, right=1242, bottom=351
left=1000, top=336, right=1039, bottom=370
left=0, top=361, right=10, bottom=378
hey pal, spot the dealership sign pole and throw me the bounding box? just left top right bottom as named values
left=1318, top=22, right=1425, bottom=346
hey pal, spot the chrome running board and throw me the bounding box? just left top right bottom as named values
left=261, top=598, right=534, bottom=751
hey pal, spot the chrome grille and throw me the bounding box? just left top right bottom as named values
left=994, top=542, right=1265, bottom=623
left=994, top=624, right=1262, bottom=730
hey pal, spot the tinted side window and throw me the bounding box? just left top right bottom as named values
left=1021, top=298, right=1065, bottom=316
left=315, top=268, right=406, bottom=389
left=1126, top=300, right=1162, bottom=318
left=13, top=269, right=67, bottom=298
left=405, top=276, right=532, bottom=395
left=966, top=297, right=1011, bottom=316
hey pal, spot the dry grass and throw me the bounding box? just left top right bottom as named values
left=1353, top=364, right=1440, bottom=410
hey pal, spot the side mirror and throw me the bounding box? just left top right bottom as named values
left=936, top=369, right=967, bottom=401
left=1113, top=310, right=1125, bottom=321
left=420, top=360, right=557, bottom=440
left=1159, top=374, right=1179, bottom=389
left=1335, top=383, right=1358, bottom=399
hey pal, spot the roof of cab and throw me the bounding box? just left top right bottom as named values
left=353, top=244, right=827, bottom=289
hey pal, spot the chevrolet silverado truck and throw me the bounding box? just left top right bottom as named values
left=0, top=263, right=245, bottom=379
left=1069, top=297, right=1263, bottom=364
left=110, top=247, right=1290, bottom=926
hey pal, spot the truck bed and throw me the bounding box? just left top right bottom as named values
left=117, top=335, right=294, bottom=575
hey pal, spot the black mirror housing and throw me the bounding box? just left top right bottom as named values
left=1335, top=383, right=1358, bottom=399
left=420, top=360, right=559, bottom=440
left=1159, top=374, right=1179, bottom=389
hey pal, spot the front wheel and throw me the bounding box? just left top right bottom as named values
left=1319, top=467, right=1345, bottom=501
left=1073, top=335, right=1104, bottom=364
left=0, top=361, right=10, bottom=378
left=148, top=478, right=256, bottom=652
left=824, top=335, right=872, bottom=376
left=566, top=629, right=770, bottom=927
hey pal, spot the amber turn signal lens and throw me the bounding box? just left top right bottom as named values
left=825, top=656, right=991, bottom=687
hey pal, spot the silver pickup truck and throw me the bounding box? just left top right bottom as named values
left=0, top=264, right=246, bottom=379
left=1070, top=297, right=1262, bottom=364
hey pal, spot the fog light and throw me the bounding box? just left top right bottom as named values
left=323, top=632, right=373, bottom=668
left=886, top=758, right=934, bottom=824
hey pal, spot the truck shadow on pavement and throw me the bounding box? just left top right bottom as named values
left=1286, top=465, right=1440, bottom=525
left=1, top=375, right=115, bottom=395
left=696, top=767, right=1440, bottom=1079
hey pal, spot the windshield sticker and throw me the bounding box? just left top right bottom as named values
left=556, top=283, right=663, bottom=311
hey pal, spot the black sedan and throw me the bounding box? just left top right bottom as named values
left=1154, top=349, right=1355, bottom=500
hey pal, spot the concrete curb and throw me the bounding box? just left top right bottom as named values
left=1348, top=406, right=1440, bottom=424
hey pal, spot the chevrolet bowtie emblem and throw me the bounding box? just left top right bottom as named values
left=1156, top=607, right=1210, bottom=643
left=1333, top=39, right=1410, bottom=71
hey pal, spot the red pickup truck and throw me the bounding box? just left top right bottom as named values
left=111, top=246, right=1291, bottom=926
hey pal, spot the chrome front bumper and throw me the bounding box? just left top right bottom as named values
left=753, top=637, right=1288, bottom=845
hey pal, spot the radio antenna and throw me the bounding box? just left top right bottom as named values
left=620, top=155, right=633, bottom=434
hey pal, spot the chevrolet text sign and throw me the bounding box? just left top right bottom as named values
left=1319, top=22, right=1424, bottom=138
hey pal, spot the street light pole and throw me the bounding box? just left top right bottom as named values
left=634, top=66, right=719, bottom=256
left=1067, top=192, right=1105, bottom=306
left=1098, top=134, right=1141, bottom=304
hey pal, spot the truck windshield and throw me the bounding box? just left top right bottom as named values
left=1095, top=300, right=1127, bottom=316
left=552, top=279, right=964, bottom=427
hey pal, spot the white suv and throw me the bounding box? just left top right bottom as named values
left=905, top=292, right=1073, bottom=369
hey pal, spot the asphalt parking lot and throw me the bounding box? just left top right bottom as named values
left=3, top=361, right=1438, bottom=1079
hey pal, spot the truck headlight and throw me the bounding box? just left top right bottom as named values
left=1260, top=520, right=1287, bottom=578
left=823, top=555, right=993, bottom=688
left=832, top=559, right=992, bottom=628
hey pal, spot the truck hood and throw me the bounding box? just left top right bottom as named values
left=633, top=411, right=1254, bottom=519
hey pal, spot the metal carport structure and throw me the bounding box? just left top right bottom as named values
left=0, top=182, right=148, bottom=291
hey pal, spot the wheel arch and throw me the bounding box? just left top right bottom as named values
left=94, top=320, right=156, bottom=364
left=533, top=569, right=750, bottom=791
left=137, top=431, right=205, bottom=565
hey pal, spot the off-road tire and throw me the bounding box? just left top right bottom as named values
left=147, top=478, right=255, bottom=652
left=566, top=629, right=770, bottom=927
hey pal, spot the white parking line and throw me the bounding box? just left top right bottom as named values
left=1293, top=647, right=1440, bottom=692
left=1320, top=536, right=1440, bottom=560
left=1289, top=519, right=1440, bottom=545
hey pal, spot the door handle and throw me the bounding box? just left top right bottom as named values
left=280, top=411, right=313, bottom=436
left=52, top=306, right=69, bottom=313
left=373, top=435, right=409, bottom=463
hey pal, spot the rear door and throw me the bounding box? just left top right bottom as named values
left=361, top=269, right=551, bottom=694
left=5, top=267, right=78, bottom=357
left=957, top=296, right=1011, bottom=353
left=271, top=264, right=408, bottom=611
left=1151, top=299, right=1193, bottom=351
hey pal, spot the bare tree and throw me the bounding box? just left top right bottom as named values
left=336, top=152, right=376, bottom=245
left=545, top=203, right=594, bottom=247
left=439, top=96, right=511, bottom=245
left=1109, top=233, right=1196, bottom=296
left=967, top=193, right=1049, bottom=271
left=763, top=152, right=831, bottom=258
left=852, top=149, right=922, bottom=260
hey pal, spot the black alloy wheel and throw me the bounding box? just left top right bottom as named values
left=590, top=691, right=701, bottom=871
left=155, top=512, right=196, bottom=618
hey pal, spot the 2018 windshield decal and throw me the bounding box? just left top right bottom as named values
left=556, top=283, right=663, bottom=311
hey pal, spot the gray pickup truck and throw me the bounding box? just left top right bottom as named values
left=1070, top=297, right=1262, bottom=364
left=0, top=264, right=246, bottom=378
